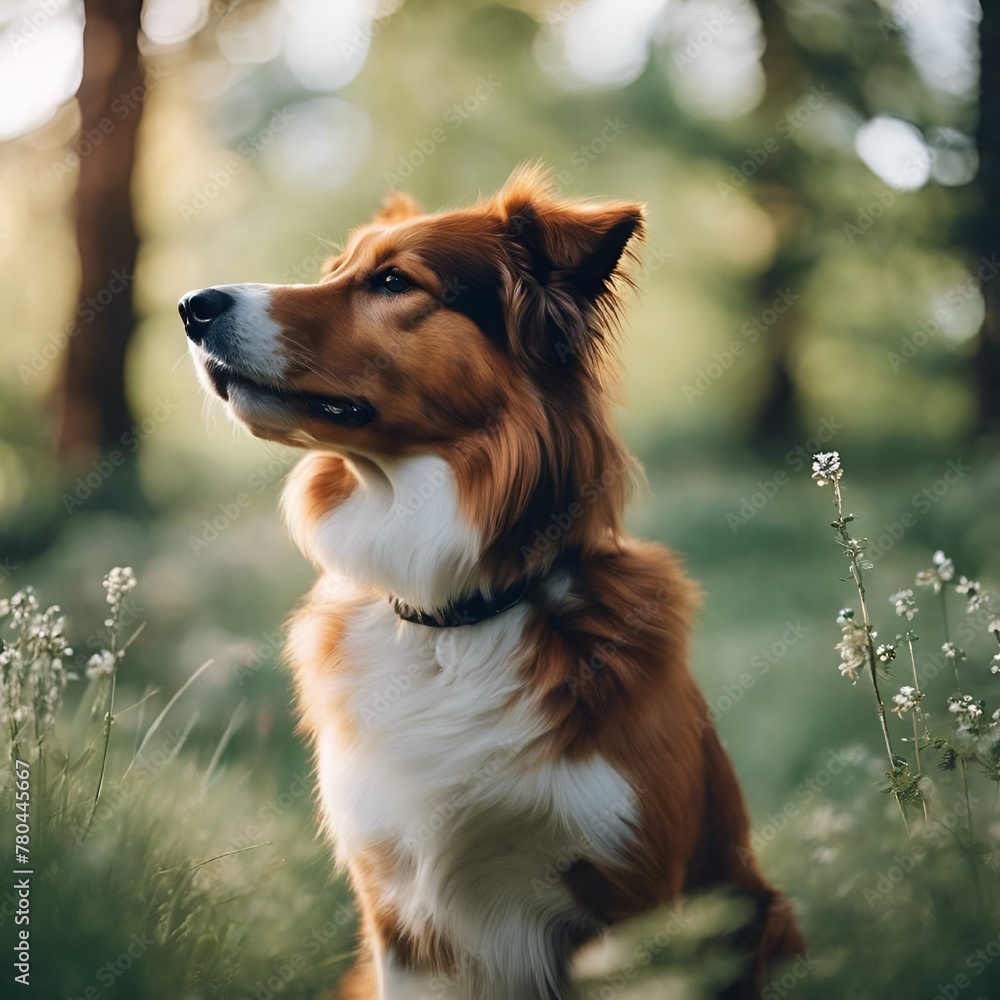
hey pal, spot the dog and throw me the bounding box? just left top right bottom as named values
left=181, top=166, right=805, bottom=999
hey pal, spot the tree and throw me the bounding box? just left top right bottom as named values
left=971, top=0, right=1000, bottom=434
left=57, top=0, right=145, bottom=467
left=745, top=0, right=810, bottom=450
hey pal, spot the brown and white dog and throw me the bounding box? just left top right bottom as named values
left=181, top=167, right=804, bottom=999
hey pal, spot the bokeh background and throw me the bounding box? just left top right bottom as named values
left=1, top=0, right=999, bottom=997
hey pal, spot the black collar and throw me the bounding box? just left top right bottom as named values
left=390, top=576, right=533, bottom=628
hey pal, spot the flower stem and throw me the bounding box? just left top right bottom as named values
left=940, top=588, right=962, bottom=690
left=960, top=756, right=973, bottom=842
left=905, top=639, right=930, bottom=823
left=831, top=477, right=909, bottom=833
left=937, top=584, right=974, bottom=842
left=83, top=615, right=119, bottom=838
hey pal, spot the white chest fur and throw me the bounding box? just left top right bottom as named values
left=290, top=452, right=638, bottom=996
left=310, top=455, right=483, bottom=613
left=310, top=593, right=637, bottom=997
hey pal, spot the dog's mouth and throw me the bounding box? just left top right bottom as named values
left=204, top=359, right=376, bottom=428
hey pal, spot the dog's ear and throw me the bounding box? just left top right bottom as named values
left=504, top=198, right=644, bottom=297
left=495, top=166, right=645, bottom=373
left=372, top=191, right=423, bottom=225
left=498, top=165, right=644, bottom=296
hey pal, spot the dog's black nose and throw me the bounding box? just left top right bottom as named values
left=179, top=288, right=235, bottom=342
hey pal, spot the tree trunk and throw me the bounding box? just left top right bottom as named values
left=57, top=0, right=145, bottom=467
left=972, top=0, right=1000, bottom=434
left=746, top=0, right=808, bottom=451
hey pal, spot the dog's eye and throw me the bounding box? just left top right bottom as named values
left=374, top=268, right=413, bottom=295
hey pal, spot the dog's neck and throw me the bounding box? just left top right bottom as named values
left=303, top=453, right=488, bottom=613
left=286, top=434, right=624, bottom=616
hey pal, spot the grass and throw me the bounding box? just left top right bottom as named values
left=8, top=755, right=354, bottom=1000
left=3, top=712, right=355, bottom=1000
left=0, top=577, right=354, bottom=999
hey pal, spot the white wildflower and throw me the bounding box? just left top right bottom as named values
left=916, top=551, right=955, bottom=593
left=6, top=588, right=39, bottom=627
left=103, top=567, right=137, bottom=615
left=891, top=685, right=922, bottom=716
left=934, top=550, right=955, bottom=581
left=86, top=650, right=116, bottom=680
left=941, top=641, right=965, bottom=662
left=836, top=619, right=868, bottom=681
left=889, top=589, right=918, bottom=621
left=812, top=452, right=842, bottom=486
left=991, top=653, right=1000, bottom=675
left=948, top=693, right=983, bottom=730
left=955, top=576, right=986, bottom=614
left=876, top=643, right=896, bottom=663
left=0, top=588, right=75, bottom=748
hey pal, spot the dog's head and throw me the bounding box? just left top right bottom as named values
left=182, top=166, right=645, bottom=580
